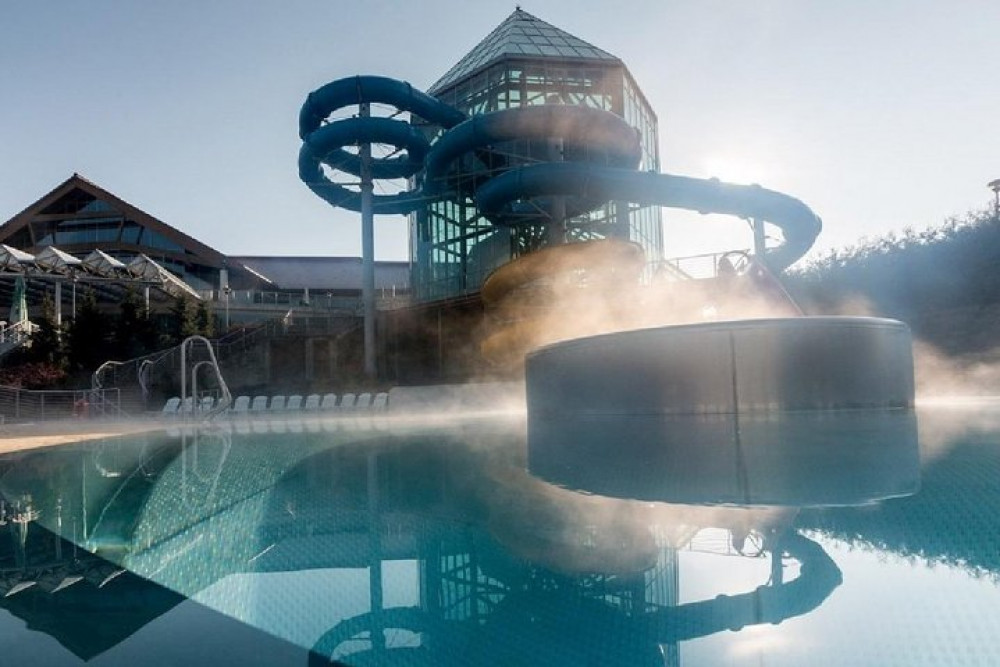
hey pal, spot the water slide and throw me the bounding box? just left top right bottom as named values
left=299, top=75, right=822, bottom=272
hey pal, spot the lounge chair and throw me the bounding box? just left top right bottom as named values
left=286, top=395, right=303, bottom=411
left=355, top=393, right=373, bottom=409
left=320, top=393, right=339, bottom=411
left=304, top=394, right=321, bottom=411
left=198, top=396, right=215, bottom=413
left=372, top=392, right=389, bottom=411
left=179, top=397, right=195, bottom=416
left=339, top=393, right=357, bottom=411
left=270, top=395, right=287, bottom=412
left=230, top=395, right=251, bottom=416
left=161, top=397, right=181, bottom=416
left=250, top=396, right=269, bottom=413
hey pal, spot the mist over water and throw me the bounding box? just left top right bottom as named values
left=479, top=247, right=800, bottom=373
left=800, top=292, right=1000, bottom=399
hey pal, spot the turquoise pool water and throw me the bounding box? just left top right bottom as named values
left=1, top=404, right=998, bottom=665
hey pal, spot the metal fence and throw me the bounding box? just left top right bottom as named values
left=90, top=312, right=361, bottom=414
left=0, top=386, right=121, bottom=422
left=195, top=289, right=411, bottom=313
left=645, top=249, right=752, bottom=282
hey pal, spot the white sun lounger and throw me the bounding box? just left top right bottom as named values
left=250, top=396, right=269, bottom=413
left=230, top=395, right=251, bottom=416
left=270, top=395, right=287, bottom=412
left=304, top=394, right=321, bottom=411
left=286, top=395, right=303, bottom=411
left=320, top=393, right=339, bottom=411
left=338, top=393, right=357, bottom=411
left=161, top=397, right=181, bottom=416
left=355, top=393, right=373, bottom=409
left=372, top=392, right=389, bottom=411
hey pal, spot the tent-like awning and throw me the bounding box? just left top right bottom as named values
left=35, top=246, right=82, bottom=274
left=127, top=254, right=202, bottom=300
left=0, top=244, right=35, bottom=272
left=81, top=249, right=127, bottom=277
left=0, top=244, right=202, bottom=303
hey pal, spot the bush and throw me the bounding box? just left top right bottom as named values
left=0, top=362, right=68, bottom=389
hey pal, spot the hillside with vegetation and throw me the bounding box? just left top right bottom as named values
left=786, top=208, right=1000, bottom=357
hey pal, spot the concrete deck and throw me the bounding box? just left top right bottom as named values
left=0, top=421, right=159, bottom=455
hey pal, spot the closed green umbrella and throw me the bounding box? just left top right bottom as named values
left=9, top=275, right=28, bottom=327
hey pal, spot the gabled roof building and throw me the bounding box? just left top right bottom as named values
left=0, top=174, right=411, bottom=322
left=0, top=173, right=227, bottom=291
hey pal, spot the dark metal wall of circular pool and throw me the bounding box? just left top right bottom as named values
left=526, top=316, right=914, bottom=416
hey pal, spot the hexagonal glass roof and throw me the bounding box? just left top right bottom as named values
left=428, top=8, right=620, bottom=94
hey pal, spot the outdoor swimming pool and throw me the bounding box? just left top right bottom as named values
left=1, top=404, right=998, bottom=665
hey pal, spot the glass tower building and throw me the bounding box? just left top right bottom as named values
left=412, top=9, right=662, bottom=302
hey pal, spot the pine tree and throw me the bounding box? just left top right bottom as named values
left=67, top=288, right=109, bottom=373
left=168, top=294, right=199, bottom=344
left=194, top=298, right=214, bottom=338
left=28, top=294, right=66, bottom=367
left=115, top=286, right=146, bottom=359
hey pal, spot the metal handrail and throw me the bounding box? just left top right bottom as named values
left=0, top=320, right=35, bottom=358
left=180, top=335, right=231, bottom=421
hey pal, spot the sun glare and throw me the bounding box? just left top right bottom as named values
left=702, top=155, right=771, bottom=186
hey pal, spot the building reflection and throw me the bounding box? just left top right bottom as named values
left=0, top=410, right=926, bottom=665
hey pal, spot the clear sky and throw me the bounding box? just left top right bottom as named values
left=2, top=0, right=999, bottom=263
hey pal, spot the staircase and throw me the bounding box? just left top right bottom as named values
left=0, top=322, right=34, bottom=362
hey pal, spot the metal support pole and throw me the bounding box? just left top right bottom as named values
left=220, top=268, right=231, bottom=332
left=547, top=137, right=567, bottom=246
left=54, top=281, right=62, bottom=327
left=360, top=102, right=377, bottom=379
left=752, top=217, right=766, bottom=259
left=180, top=338, right=188, bottom=417
left=367, top=453, right=384, bottom=650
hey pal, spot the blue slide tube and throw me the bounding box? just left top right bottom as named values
left=423, top=105, right=642, bottom=195
left=476, top=163, right=822, bottom=272
left=299, top=75, right=822, bottom=270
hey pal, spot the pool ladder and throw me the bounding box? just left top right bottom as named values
left=180, top=335, right=232, bottom=421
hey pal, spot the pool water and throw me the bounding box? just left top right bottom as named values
left=1, top=404, right=999, bottom=666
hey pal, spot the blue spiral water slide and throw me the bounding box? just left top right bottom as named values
left=298, top=75, right=822, bottom=272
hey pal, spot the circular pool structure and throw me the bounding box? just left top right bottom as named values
left=526, top=317, right=914, bottom=416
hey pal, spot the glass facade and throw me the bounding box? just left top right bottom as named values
left=412, top=16, right=662, bottom=302
left=9, top=188, right=221, bottom=289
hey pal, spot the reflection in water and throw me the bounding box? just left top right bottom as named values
left=527, top=410, right=920, bottom=506
left=0, top=407, right=951, bottom=665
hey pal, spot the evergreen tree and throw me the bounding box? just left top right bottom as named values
left=194, top=298, right=214, bottom=338
left=115, top=286, right=147, bottom=359
left=168, top=294, right=199, bottom=344
left=67, top=288, right=109, bottom=373
left=27, top=293, right=66, bottom=368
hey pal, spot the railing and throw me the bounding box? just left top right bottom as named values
left=0, top=321, right=36, bottom=359
left=89, top=310, right=363, bottom=413
left=89, top=320, right=274, bottom=414
left=0, top=385, right=120, bottom=422
left=646, top=249, right=753, bottom=282
left=180, top=335, right=232, bottom=420
left=195, top=289, right=411, bottom=312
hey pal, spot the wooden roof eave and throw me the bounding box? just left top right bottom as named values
left=0, top=174, right=227, bottom=269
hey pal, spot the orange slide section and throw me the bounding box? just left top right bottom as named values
left=480, top=239, right=647, bottom=368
